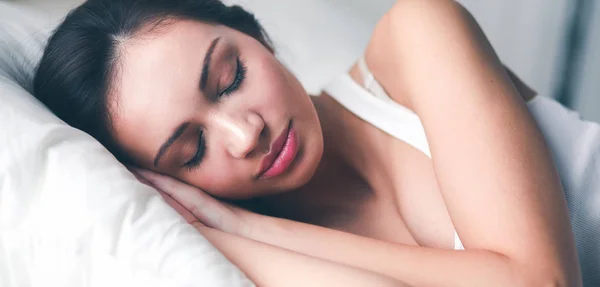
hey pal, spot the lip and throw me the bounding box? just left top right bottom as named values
left=257, top=121, right=299, bottom=179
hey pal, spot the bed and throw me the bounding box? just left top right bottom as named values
left=0, top=1, right=393, bottom=286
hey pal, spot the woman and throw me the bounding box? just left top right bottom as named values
left=33, top=0, right=598, bottom=285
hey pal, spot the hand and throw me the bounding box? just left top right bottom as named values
left=131, top=168, right=250, bottom=236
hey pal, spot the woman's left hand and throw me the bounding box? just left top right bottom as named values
left=132, top=168, right=251, bottom=236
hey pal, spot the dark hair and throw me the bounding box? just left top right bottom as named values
left=33, top=0, right=273, bottom=163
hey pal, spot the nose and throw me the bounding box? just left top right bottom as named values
left=213, top=111, right=264, bottom=159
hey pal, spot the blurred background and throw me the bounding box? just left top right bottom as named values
left=7, top=0, right=600, bottom=122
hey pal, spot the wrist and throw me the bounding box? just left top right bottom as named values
left=233, top=206, right=263, bottom=238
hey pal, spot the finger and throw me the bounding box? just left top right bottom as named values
left=159, top=190, right=199, bottom=224
left=129, top=169, right=153, bottom=186
left=132, top=169, right=201, bottom=224
left=135, top=170, right=206, bottom=199
left=135, top=169, right=223, bottom=228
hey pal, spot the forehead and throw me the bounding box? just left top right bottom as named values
left=111, top=20, right=221, bottom=165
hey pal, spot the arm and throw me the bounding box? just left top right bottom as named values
left=152, top=183, right=405, bottom=287
left=365, top=0, right=579, bottom=285
left=195, top=225, right=403, bottom=287
left=155, top=180, right=573, bottom=287
left=141, top=164, right=571, bottom=287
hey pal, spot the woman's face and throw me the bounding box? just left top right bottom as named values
left=111, top=19, right=323, bottom=199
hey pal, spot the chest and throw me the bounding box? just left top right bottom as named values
left=322, top=99, right=457, bottom=248
left=323, top=150, right=455, bottom=249
left=257, top=143, right=455, bottom=249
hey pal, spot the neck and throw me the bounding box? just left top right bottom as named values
left=311, top=93, right=378, bottom=181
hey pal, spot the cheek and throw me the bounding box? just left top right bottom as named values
left=183, top=158, right=252, bottom=196
left=186, top=161, right=229, bottom=188
left=246, top=57, right=308, bottom=115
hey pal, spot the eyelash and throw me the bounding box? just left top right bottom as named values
left=219, top=57, right=247, bottom=97
left=184, top=57, right=248, bottom=171
left=183, top=129, right=205, bottom=171
left=184, top=57, right=246, bottom=171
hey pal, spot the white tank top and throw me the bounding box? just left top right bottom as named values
left=323, top=56, right=465, bottom=250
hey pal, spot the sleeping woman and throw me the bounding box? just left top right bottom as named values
left=34, top=0, right=600, bottom=286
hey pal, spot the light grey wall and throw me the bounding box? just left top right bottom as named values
left=574, top=2, right=600, bottom=122
left=457, top=0, right=573, bottom=101
left=459, top=0, right=599, bottom=122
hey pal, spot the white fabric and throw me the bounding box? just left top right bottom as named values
left=357, top=56, right=394, bottom=105
left=528, top=96, right=600, bottom=286
left=454, top=232, right=465, bottom=251
left=326, top=74, right=431, bottom=158
left=0, top=0, right=398, bottom=285
left=324, top=61, right=600, bottom=285
left=0, top=3, right=252, bottom=287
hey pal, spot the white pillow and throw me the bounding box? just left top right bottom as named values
left=0, top=3, right=252, bottom=287
left=0, top=1, right=396, bottom=286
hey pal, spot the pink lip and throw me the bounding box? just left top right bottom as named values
left=257, top=121, right=299, bottom=179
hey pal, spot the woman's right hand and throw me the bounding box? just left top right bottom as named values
left=131, top=168, right=252, bottom=236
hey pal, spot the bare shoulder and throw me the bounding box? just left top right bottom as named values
left=388, top=0, right=472, bottom=25
left=386, top=0, right=481, bottom=43
left=363, top=0, right=483, bottom=108
left=371, top=0, right=480, bottom=57
left=364, top=0, right=536, bottom=108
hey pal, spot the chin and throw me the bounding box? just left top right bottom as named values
left=254, top=139, right=322, bottom=198
left=298, top=144, right=323, bottom=184
left=289, top=112, right=324, bottom=191
left=284, top=135, right=324, bottom=192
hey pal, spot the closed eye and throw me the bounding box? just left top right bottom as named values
left=183, top=129, right=205, bottom=171
left=219, top=57, right=247, bottom=97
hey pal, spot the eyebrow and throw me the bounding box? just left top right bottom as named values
left=200, top=37, right=222, bottom=92
left=154, top=122, right=191, bottom=167
left=152, top=38, right=222, bottom=167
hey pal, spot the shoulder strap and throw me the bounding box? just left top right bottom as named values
left=323, top=69, right=432, bottom=158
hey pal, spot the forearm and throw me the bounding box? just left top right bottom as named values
left=243, top=214, right=526, bottom=287
left=195, top=224, right=404, bottom=287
